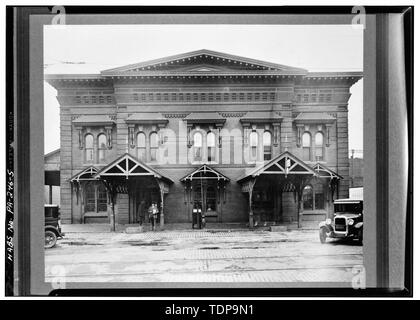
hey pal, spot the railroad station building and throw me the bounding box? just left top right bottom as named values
left=45, top=49, right=362, bottom=229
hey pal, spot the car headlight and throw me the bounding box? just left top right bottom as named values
left=348, top=219, right=354, bottom=226
left=326, top=218, right=332, bottom=225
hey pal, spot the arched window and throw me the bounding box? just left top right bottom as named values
left=137, top=132, right=146, bottom=161
left=193, top=132, right=202, bottom=161
left=302, top=132, right=311, bottom=161
left=263, top=131, right=272, bottom=161
left=150, top=132, right=158, bottom=162
left=97, top=134, right=107, bottom=163
left=303, top=185, right=314, bottom=210
left=249, top=131, right=258, bottom=161
left=85, top=134, right=94, bottom=163
left=315, top=132, right=324, bottom=161
left=207, top=131, right=216, bottom=162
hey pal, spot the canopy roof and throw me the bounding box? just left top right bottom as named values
left=181, top=164, right=230, bottom=182
left=313, top=162, right=343, bottom=179
left=94, top=153, right=173, bottom=183
left=69, top=166, right=100, bottom=183
left=237, top=151, right=318, bottom=183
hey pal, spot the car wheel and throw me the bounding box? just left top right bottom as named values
left=319, top=228, right=327, bottom=244
left=45, top=230, right=57, bottom=249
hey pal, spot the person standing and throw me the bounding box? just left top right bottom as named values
left=148, top=202, right=159, bottom=231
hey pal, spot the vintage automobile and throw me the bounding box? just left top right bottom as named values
left=45, top=204, right=64, bottom=249
left=319, top=198, right=363, bottom=244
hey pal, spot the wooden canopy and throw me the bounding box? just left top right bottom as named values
left=181, top=164, right=229, bottom=182
left=237, top=151, right=318, bottom=185
left=313, top=162, right=343, bottom=180
left=94, top=153, right=173, bottom=185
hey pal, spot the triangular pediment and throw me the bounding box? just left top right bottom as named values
left=181, top=164, right=230, bottom=182
left=237, top=151, right=318, bottom=183
left=313, top=162, right=343, bottom=179
left=101, top=49, right=307, bottom=75
left=70, top=166, right=99, bottom=183
left=94, top=153, right=173, bottom=183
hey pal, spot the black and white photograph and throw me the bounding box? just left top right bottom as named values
left=43, top=22, right=365, bottom=285
left=5, top=4, right=414, bottom=299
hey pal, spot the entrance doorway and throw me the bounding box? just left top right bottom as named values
left=129, top=177, right=161, bottom=224
left=192, top=180, right=219, bottom=221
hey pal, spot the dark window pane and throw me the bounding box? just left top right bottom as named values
left=208, top=147, right=215, bottom=162
left=97, top=185, right=108, bottom=212
left=84, top=185, right=95, bottom=212
left=303, top=186, right=313, bottom=210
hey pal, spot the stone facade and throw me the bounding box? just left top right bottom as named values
left=45, top=49, right=362, bottom=226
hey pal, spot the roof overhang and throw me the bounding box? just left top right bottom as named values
left=69, top=166, right=100, bottom=183
left=294, top=112, right=336, bottom=125
left=240, top=112, right=283, bottom=125
left=237, top=151, right=318, bottom=184
left=313, top=163, right=343, bottom=180
left=101, top=49, right=308, bottom=75
left=125, top=113, right=168, bottom=126
left=94, top=153, right=173, bottom=184
left=181, top=164, right=230, bottom=182
left=183, top=112, right=226, bottom=126
left=73, top=115, right=116, bottom=127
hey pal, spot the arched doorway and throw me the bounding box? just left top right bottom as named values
left=181, top=164, right=229, bottom=224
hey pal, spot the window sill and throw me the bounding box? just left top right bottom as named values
left=83, top=211, right=108, bottom=217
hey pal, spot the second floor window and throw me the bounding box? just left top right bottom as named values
left=193, top=132, right=202, bottom=161
left=137, top=132, right=146, bottom=161
left=97, top=134, right=107, bottom=163
left=85, top=134, right=94, bottom=163
left=263, top=131, right=272, bottom=161
left=315, top=132, right=324, bottom=161
left=150, top=132, right=158, bottom=162
left=302, top=132, right=311, bottom=161
left=249, top=131, right=258, bottom=161
left=207, top=131, right=216, bottom=162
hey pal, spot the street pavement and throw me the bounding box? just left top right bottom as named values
left=45, top=226, right=363, bottom=285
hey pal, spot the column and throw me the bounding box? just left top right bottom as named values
left=158, top=180, right=166, bottom=229
left=247, top=178, right=256, bottom=229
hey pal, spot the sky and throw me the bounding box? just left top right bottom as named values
left=44, top=24, right=363, bottom=154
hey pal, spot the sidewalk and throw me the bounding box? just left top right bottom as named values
left=61, top=221, right=319, bottom=234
